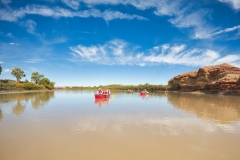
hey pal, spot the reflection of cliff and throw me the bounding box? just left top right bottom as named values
left=12, top=100, right=26, bottom=115
left=167, top=93, right=240, bottom=124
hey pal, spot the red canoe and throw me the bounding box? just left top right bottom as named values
left=94, top=94, right=110, bottom=99
left=140, top=92, right=148, bottom=96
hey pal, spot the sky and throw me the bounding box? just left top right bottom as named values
left=0, top=0, right=240, bottom=87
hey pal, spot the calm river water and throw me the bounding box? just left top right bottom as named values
left=0, top=90, right=240, bottom=160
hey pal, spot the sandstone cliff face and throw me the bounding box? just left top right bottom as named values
left=168, top=63, right=240, bottom=94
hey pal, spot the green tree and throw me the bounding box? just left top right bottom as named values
left=31, top=72, right=44, bottom=84
left=39, top=78, right=55, bottom=90
left=0, top=64, right=2, bottom=74
left=11, top=67, right=26, bottom=83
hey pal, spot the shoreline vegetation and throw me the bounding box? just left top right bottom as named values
left=0, top=80, right=239, bottom=96
left=1, top=65, right=239, bottom=96
left=0, top=67, right=55, bottom=92
left=0, top=79, right=54, bottom=92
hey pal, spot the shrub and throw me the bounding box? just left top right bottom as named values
left=0, top=82, right=19, bottom=91
left=17, top=83, right=46, bottom=90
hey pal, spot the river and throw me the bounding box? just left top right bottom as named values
left=0, top=90, right=240, bottom=160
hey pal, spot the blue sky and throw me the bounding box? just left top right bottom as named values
left=0, top=0, right=240, bottom=87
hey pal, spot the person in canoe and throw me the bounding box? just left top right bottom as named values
left=98, top=88, right=103, bottom=95
left=141, top=89, right=148, bottom=93
left=105, top=88, right=111, bottom=95
left=127, top=89, right=133, bottom=93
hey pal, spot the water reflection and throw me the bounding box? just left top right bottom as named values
left=0, top=91, right=55, bottom=118
left=12, top=100, right=26, bottom=115
left=1, top=91, right=240, bottom=160
left=31, top=92, right=55, bottom=109
left=0, top=109, right=2, bottom=121
left=94, top=98, right=110, bottom=107
left=167, top=92, right=240, bottom=124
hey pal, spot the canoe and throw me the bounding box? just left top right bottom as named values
left=94, top=94, right=110, bottom=99
left=140, top=92, right=148, bottom=96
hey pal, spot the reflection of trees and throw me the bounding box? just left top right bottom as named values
left=0, top=91, right=55, bottom=118
left=12, top=100, right=26, bottom=115
left=31, top=92, right=55, bottom=109
left=0, top=109, right=2, bottom=121
left=167, top=93, right=240, bottom=124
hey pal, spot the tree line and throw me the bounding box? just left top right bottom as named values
left=64, top=83, right=169, bottom=91
left=0, top=65, right=55, bottom=90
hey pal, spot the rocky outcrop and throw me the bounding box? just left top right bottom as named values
left=168, top=63, right=240, bottom=94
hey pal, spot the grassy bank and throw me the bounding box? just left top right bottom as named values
left=0, top=79, right=48, bottom=91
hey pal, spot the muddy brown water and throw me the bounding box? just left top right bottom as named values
left=0, top=91, right=240, bottom=160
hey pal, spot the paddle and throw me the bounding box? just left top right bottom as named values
left=112, top=94, right=115, bottom=98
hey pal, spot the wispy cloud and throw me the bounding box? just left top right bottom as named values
left=24, top=58, right=45, bottom=63
left=29, top=67, right=39, bottom=71
left=0, top=8, right=25, bottom=22
left=9, top=42, right=19, bottom=45
left=0, top=5, right=147, bottom=22
left=212, top=25, right=240, bottom=36
left=24, top=19, right=37, bottom=34
left=168, top=8, right=217, bottom=39
left=0, top=0, right=12, bottom=6
left=0, top=0, right=232, bottom=39
left=6, top=32, right=12, bottom=37
left=62, top=0, right=80, bottom=10
left=61, top=0, right=217, bottom=39
left=69, top=39, right=139, bottom=65
left=2, top=68, right=11, bottom=73
left=219, top=0, right=240, bottom=10
left=69, top=39, right=240, bottom=67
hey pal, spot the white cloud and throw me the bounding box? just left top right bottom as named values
left=212, top=25, right=240, bottom=36
left=69, top=39, right=138, bottom=65
left=24, top=58, right=45, bottom=63
left=9, top=42, right=19, bottom=45
left=61, top=0, right=217, bottom=39
left=69, top=39, right=240, bottom=67
left=168, top=7, right=217, bottom=39
left=219, top=0, right=240, bottom=10
left=0, top=0, right=11, bottom=5
left=143, top=46, right=220, bottom=66
left=0, top=0, right=227, bottom=39
left=29, top=67, right=39, bottom=71
left=62, top=0, right=80, bottom=10
left=214, top=55, right=240, bottom=67
left=25, top=19, right=37, bottom=34
left=0, top=8, right=25, bottom=22
left=3, top=68, right=11, bottom=73
left=6, top=32, right=12, bottom=37
left=0, top=5, right=147, bottom=22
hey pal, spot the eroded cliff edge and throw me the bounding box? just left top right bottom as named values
left=168, top=63, right=240, bottom=94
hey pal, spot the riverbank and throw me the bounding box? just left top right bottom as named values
left=0, top=90, right=54, bottom=94
left=1, top=89, right=239, bottom=96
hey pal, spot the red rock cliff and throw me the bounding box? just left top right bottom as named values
left=168, top=63, right=240, bottom=94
